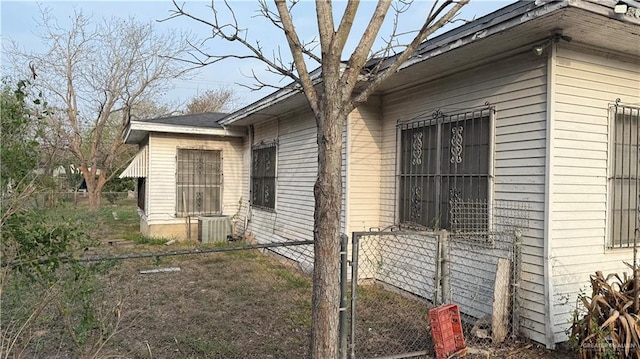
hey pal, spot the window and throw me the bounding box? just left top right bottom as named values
left=610, top=105, right=640, bottom=248
left=252, top=144, right=276, bottom=209
left=398, top=109, right=491, bottom=230
left=175, top=149, right=222, bottom=217
left=137, top=177, right=146, bottom=212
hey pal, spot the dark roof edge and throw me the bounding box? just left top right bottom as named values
left=221, top=0, right=636, bottom=126
left=218, top=67, right=324, bottom=126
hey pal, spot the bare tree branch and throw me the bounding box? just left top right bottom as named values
left=352, top=0, right=469, bottom=107
left=5, top=8, right=194, bottom=208
left=273, top=0, right=319, bottom=115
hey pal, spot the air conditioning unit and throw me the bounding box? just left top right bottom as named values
left=198, top=215, right=232, bottom=243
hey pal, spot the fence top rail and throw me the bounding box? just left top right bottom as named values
left=352, top=230, right=441, bottom=238
left=4, top=240, right=315, bottom=267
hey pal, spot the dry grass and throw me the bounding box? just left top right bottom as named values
left=3, top=201, right=575, bottom=358
left=570, top=270, right=640, bottom=359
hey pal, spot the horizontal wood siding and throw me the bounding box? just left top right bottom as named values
left=550, top=44, right=640, bottom=342
left=146, top=133, right=244, bottom=224
left=348, top=97, right=383, bottom=232
left=244, top=110, right=318, bottom=267
left=361, top=233, right=440, bottom=302
left=380, top=52, right=548, bottom=343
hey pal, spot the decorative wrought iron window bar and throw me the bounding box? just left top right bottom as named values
left=252, top=143, right=277, bottom=210
left=175, top=149, right=222, bottom=217
left=398, top=108, right=493, bottom=231
left=610, top=104, right=640, bottom=248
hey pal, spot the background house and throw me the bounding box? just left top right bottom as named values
left=121, top=0, right=639, bottom=349
left=121, top=112, right=246, bottom=240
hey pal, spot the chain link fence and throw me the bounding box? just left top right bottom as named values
left=31, top=191, right=136, bottom=207
left=349, top=230, right=439, bottom=358
left=347, top=200, right=529, bottom=358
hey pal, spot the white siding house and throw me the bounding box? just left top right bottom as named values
left=122, top=0, right=639, bottom=349
left=121, top=113, right=246, bottom=240
left=549, top=44, right=640, bottom=342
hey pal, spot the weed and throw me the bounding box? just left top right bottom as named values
left=274, top=268, right=311, bottom=290
left=178, top=336, right=237, bottom=357
left=127, top=235, right=171, bottom=246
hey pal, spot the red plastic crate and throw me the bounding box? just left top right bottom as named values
left=429, top=304, right=467, bottom=359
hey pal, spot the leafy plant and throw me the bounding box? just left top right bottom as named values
left=569, top=271, right=640, bottom=358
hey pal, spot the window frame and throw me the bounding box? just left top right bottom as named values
left=607, top=104, right=640, bottom=249
left=175, top=148, right=223, bottom=217
left=251, top=142, right=277, bottom=211
left=396, top=107, right=495, bottom=231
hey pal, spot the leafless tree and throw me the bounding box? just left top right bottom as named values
left=164, top=1, right=469, bottom=357
left=185, top=88, right=238, bottom=114
left=5, top=8, right=194, bottom=209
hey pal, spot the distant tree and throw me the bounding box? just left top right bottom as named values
left=5, top=8, right=194, bottom=209
left=185, top=88, right=238, bottom=114
left=0, top=79, right=44, bottom=223
left=166, top=1, right=469, bottom=357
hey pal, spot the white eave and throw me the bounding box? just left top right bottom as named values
left=123, top=120, right=247, bottom=144
left=217, top=0, right=639, bottom=126
left=218, top=67, right=327, bottom=127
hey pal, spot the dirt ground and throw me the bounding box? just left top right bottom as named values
left=5, top=200, right=574, bottom=358
left=91, top=245, right=573, bottom=359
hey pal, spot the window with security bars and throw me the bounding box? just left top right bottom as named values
left=610, top=105, right=640, bottom=248
left=175, top=149, right=221, bottom=217
left=252, top=145, right=276, bottom=209
left=399, top=109, right=491, bottom=230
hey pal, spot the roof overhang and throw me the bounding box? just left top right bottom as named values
left=218, top=0, right=639, bottom=126
left=218, top=67, right=327, bottom=127
left=123, top=120, right=247, bottom=144
left=377, top=0, right=640, bottom=93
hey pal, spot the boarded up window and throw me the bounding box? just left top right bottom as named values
left=176, top=149, right=222, bottom=217
left=252, top=144, right=276, bottom=209
left=398, top=109, right=491, bottom=229
left=610, top=105, right=640, bottom=248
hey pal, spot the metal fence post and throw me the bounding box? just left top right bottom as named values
left=339, top=233, right=348, bottom=359
left=349, top=232, right=360, bottom=359
left=435, top=232, right=442, bottom=305
left=512, top=229, right=522, bottom=336
left=440, top=230, right=452, bottom=304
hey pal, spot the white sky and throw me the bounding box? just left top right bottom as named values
left=1, top=0, right=511, bottom=110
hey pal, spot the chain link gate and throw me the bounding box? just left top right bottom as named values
left=344, top=201, right=528, bottom=358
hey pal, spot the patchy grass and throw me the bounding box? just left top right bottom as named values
left=21, top=201, right=572, bottom=359
left=43, top=198, right=140, bottom=242
left=127, top=235, right=171, bottom=246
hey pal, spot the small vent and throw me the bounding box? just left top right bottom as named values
left=198, top=216, right=232, bottom=243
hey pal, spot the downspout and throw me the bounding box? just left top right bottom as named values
left=542, top=40, right=558, bottom=349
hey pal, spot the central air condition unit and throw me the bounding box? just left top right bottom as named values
left=198, top=215, right=232, bottom=243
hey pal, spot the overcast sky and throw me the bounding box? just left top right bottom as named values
left=1, top=0, right=509, bottom=110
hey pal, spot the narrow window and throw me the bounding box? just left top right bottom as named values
left=610, top=105, right=640, bottom=248
left=175, top=149, right=222, bottom=217
left=137, top=177, right=146, bottom=212
left=399, top=109, right=491, bottom=230
left=252, top=144, right=276, bottom=210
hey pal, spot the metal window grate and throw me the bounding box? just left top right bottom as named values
left=610, top=105, right=640, bottom=248
left=252, top=144, right=276, bottom=209
left=398, top=108, right=491, bottom=229
left=176, top=149, right=222, bottom=217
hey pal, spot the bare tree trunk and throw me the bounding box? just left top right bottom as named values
left=81, top=167, right=108, bottom=210
left=87, top=187, right=101, bottom=209
left=311, top=105, right=344, bottom=358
